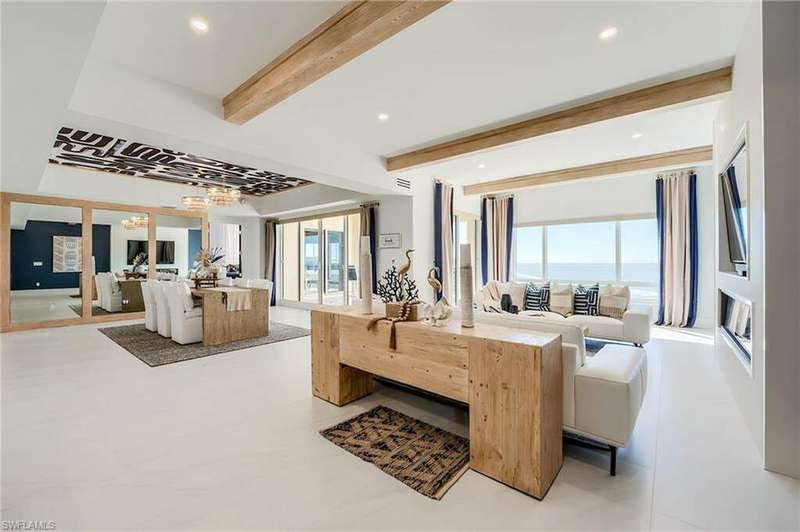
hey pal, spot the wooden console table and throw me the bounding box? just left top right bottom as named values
left=118, top=279, right=145, bottom=312
left=311, top=308, right=563, bottom=499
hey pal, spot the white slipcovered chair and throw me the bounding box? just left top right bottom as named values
left=218, top=277, right=235, bottom=287
left=235, top=278, right=251, bottom=288
left=142, top=280, right=160, bottom=332
left=164, top=282, right=203, bottom=345
left=152, top=281, right=173, bottom=338
left=95, top=272, right=122, bottom=312
left=249, top=279, right=273, bottom=303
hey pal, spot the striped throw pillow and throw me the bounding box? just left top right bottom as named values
left=524, top=282, right=550, bottom=311
left=573, top=284, right=600, bottom=316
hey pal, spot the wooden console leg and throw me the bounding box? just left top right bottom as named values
left=311, top=310, right=373, bottom=406
left=468, top=337, right=563, bottom=499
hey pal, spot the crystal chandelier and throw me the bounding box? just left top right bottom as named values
left=181, top=195, right=211, bottom=211
left=122, top=215, right=148, bottom=230
left=206, top=187, right=241, bottom=207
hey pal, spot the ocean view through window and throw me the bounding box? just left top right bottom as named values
left=513, top=217, right=658, bottom=305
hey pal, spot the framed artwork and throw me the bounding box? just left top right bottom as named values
left=52, top=236, right=82, bottom=272
left=379, top=233, right=402, bottom=249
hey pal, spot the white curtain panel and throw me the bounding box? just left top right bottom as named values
left=440, top=182, right=454, bottom=302
left=209, top=222, right=240, bottom=266
left=658, top=169, right=696, bottom=327
left=484, top=196, right=511, bottom=282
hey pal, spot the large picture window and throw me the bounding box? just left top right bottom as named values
left=512, top=216, right=658, bottom=305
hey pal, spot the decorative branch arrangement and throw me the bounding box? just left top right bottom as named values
left=132, top=252, right=147, bottom=269
left=376, top=263, right=419, bottom=303
left=194, top=247, right=226, bottom=278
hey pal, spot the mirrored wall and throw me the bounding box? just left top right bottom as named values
left=1, top=193, right=207, bottom=332
left=90, top=208, right=149, bottom=316
left=8, top=202, right=84, bottom=324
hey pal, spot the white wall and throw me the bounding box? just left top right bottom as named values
left=510, top=169, right=715, bottom=328
left=714, top=2, right=765, bottom=458
left=761, top=0, right=800, bottom=478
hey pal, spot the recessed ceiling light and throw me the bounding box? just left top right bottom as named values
left=377, top=112, right=390, bottom=122
left=631, top=132, right=643, bottom=139
left=190, top=17, right=209, bottom=34
left=598, top=26, right=619, bottom=41
left=478, top=163, right=486, bottom=169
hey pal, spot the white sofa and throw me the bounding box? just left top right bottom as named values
left=464, top=309, right=647, bottom=475
left=478, top=281, right=651, bottom=346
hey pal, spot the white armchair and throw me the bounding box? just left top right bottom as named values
left=142, top=280, right=159, bottom=332
left=95, top=272, right=122, bottom=312
left=165, top=282, right=203, bottom=345
left=152, top=281, right=172, bottom=338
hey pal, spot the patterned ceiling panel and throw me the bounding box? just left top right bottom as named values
left=48, top=127, right=312, bottom=196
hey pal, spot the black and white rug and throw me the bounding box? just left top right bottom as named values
left=99, top=322, right=310, bottom=367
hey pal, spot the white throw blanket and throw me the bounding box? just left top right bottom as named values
left=208, top=287, right=251, bottom=311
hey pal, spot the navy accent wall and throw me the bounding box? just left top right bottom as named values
left=11, top=221, right=111, bottom=290
left=188, top=229, right=202, bottom=271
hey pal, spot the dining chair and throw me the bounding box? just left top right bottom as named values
left=153, top=281, right=173, bottom=338
left=165, top=282, right=203, bottom=345
left=142, top=280, right=160, bottom=332
left=235, top=278, right=252, bottom=288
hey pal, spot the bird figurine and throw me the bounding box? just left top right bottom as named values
left=396, top=249, right=414, bottom=301
left=424, top=266, right=451, bottom=326
left=396, top=249, right=414, bottom=279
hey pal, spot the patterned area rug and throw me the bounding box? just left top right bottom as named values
left=99, top=322, right=310, bottom=367
left=320, top=406, right=470, bottom=500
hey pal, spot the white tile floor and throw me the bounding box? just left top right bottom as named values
left=1, top=307, right=798, bottom=531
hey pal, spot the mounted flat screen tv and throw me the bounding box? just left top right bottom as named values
left=719, top=141, right=748, bottom=276
left=126, top=240, right=175, bottom=265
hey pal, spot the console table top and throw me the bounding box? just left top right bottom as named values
left=316, top=305, right=560, bottom=347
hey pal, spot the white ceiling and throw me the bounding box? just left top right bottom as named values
left=2, top=1, right=754, bottom=209
left=89, top=1, right=347, bottom=98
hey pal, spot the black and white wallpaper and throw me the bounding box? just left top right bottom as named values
left=49, top=127, right=311, bottom=196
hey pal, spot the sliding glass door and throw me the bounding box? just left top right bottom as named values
left=278, top=212, right=361, bottom=306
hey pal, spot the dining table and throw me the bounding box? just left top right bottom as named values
left=190, top=286, right=270, bottom=346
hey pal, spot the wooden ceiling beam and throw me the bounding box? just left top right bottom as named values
left=223, top=1, right=450, bottom=124
left=463, top=146, right=713, bottom=196
left=386, top=67, right=731, bottom=171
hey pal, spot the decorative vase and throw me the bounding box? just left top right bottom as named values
left=501, top=293, right=512, bottom=313
left=459, top=243, right=475, bottom=328
left=386, top=301, right=422, bottom=321
left=359, top=235, right=373, bottom=314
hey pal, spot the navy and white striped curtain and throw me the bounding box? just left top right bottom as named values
left=265, top=220, right=277, bottom=306
left=656, top=169, right=698, bottom=327
left=480, top=195, right=514, bottom=284
left=433, top=181, right=454, bottom=301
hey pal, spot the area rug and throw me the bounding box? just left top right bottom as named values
left=99, top=322, right=310, bottom=367
left=319, top=405, right=470, bottom=500
left=70, top=304, right=112, bottom=317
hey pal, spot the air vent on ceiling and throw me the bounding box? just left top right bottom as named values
left=395, top=177, right=411, bottom=190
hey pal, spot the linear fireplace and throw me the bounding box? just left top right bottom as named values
left=718, top=289, right=753, bottom=372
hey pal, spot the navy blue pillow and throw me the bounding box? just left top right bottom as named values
left=573, top=284, right=600, bottom=315
left=524, top=283, right=550, bottom=311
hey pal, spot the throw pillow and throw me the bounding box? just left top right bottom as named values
left=524, top=282, right=550, bottom=311
left=549, top=282, right=574, bottom=316
left=599, top=285, right=631, bottom=319
left=573, top=284, right=600, bottom=316
left=509, top=282, right=528, bottom=310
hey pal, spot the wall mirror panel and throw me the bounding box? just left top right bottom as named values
left=156, top=215, right=202, bottom=280
left=719, top=289, right=753, bottom=372
left=91, top=209, right=149, bottom=315
left=9, top=202, right=84, bottom=324
left=2, top=192, right=207, bottom=332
